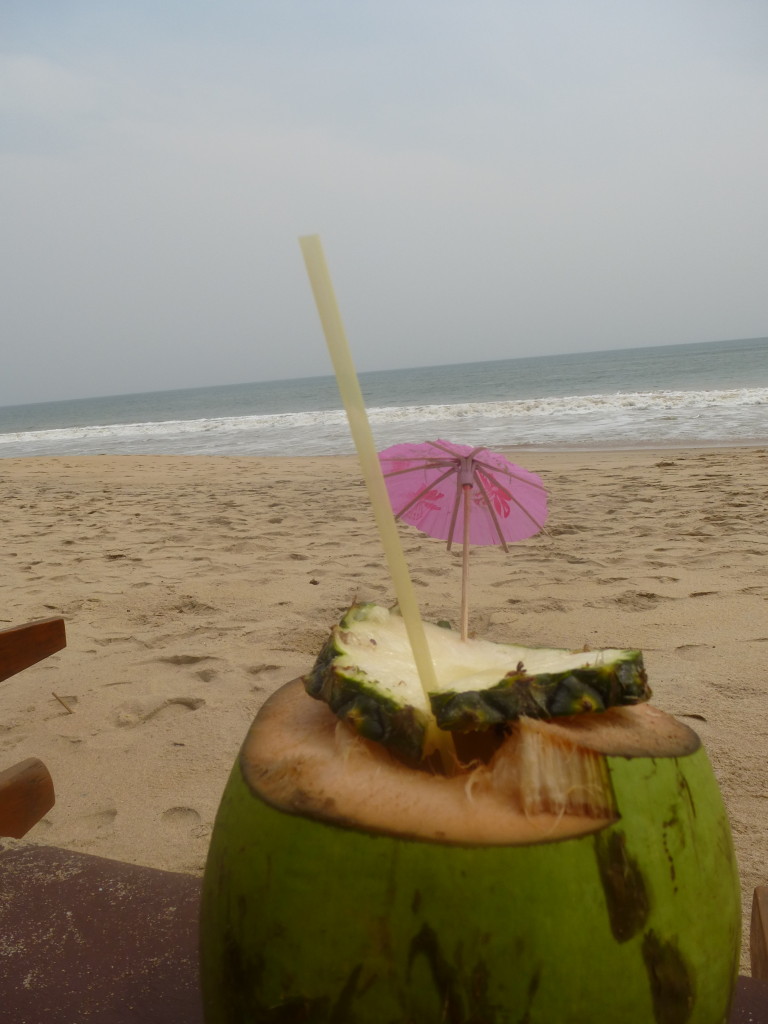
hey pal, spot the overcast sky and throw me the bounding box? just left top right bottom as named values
left=2, top=1, right=767, bottom=406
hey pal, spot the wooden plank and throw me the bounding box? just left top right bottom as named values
left=752, top=885, right=768, bottom=980
left=0, top=617, right=66, bottom=683
left=0, top=758, right=55, bottom=838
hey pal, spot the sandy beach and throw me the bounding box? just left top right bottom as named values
left=2, top=449, right=766, bottom=970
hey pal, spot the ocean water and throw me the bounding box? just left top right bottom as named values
left=1, top=336, right=767, bottom=457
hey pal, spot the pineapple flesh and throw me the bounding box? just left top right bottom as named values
left=303, top=603, right=650, bottom=764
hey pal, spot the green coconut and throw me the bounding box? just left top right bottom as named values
left=200, top=680, right=741, bottom=1024
left=303, top=603, right=650, bottom=762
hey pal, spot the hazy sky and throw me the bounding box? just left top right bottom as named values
left=2, top=1, right=767, bottom=406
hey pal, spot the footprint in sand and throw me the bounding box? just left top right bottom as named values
left=161, top=807, right=208, bottom=838
left=94, top=635, right=146, bottom=648
left=247, top=663, right=281, bottom=675
left=156, top=654, right=217, bottom=666
left=586, top=591, right=667, bottom=611
left=523, top=598, right=568, bottom=613
left=674, top=644, right=715, bottom=661
left=173, top=597, right=215, bottom=614
left=247, top=663, right=288, bottom=692
left=113, top=696, right=205, bottom=728
left=162, top=806, right=200, bottom=826
left=84, top=807, right=118, bottom=830
left=615, top=590, right=668, bottom=611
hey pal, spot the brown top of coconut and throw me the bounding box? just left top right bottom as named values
left=241, top=680, right=700, bottom=847
left=538, top=703, right=701, bottom=758
left=241, top=684, right=704, bottom=843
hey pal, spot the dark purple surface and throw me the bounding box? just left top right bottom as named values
left=0, top=842, right=764, bottom=1022
left=0, top=843, right=203, bottom=1023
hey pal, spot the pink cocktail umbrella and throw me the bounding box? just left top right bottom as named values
left=379, top=439, right=548, bottom=640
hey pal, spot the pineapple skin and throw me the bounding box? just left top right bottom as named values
left=200, top=686, right=740, bottom=1024
left=304, top=604, right=651, bottom=760
left=430, top=654, right=649, bottom=732
left=303, top=626, right=430, bottom=764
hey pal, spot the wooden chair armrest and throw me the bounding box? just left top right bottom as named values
left=0, top=618, right=66, bottom=683
left=0, top=758, right=55, bottom=838
left=753, top=886, right=768, bottom=981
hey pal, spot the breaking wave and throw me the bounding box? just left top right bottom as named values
left=1, top=386, right=767, bottom=457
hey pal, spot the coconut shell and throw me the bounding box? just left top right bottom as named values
left=200, top=681, right=740, bottom=1024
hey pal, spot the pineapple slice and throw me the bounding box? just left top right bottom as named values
left=303, top=603, right=650, bottom=763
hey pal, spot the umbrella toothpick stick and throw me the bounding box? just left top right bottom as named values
left=461, top=485, right=471, bottom=642
left=299, top=235, right=456, bottom=773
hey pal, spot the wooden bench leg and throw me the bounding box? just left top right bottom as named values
left=0, top=617, right=66, bottom=683
left=0, top=758, right=55, bottom=838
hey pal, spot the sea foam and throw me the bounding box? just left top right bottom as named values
left=1, top=386, right=766, bottom=457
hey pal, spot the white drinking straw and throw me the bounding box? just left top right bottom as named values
left=299, top=234, right=454, bottom=768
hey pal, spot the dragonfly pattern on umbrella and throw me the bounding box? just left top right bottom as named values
left=469, top=475, right=513, bottom=521
left=401, top=487, right=446, bottom=525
